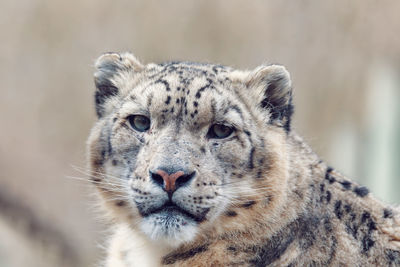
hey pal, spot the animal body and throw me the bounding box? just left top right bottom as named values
left=87, top=52, right=400, bottom=266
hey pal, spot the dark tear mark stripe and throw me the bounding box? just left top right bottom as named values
left=248, top=147, right=255, bottom=170
left=162, top=243, right=210, bottom=265
left=210, top=99, right=217, bottom=122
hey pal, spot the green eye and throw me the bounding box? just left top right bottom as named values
left=128, top=115, right=150, bottom=132
left=208, top=124, right=234, bottom=139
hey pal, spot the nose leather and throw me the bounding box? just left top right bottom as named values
left=156, top=170, right=185, bottom=192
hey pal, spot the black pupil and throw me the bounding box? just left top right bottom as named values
left=130, top=115, right=150, bottom=131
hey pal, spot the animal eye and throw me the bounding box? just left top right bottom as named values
left=207, top=124, right=234, bottom=139
left=127, top=115, right=150, bottom=132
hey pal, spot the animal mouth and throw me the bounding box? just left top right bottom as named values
left=144, top=201, right=207, bottom=223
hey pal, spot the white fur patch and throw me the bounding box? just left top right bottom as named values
left=140, top=212, right=198, bottom=247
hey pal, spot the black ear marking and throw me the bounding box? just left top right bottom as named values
left=94, top=52, right=143, bottom=118
left=247, top=65, right=294, bottom=132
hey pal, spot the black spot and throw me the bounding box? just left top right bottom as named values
left=344, top=204, right=352, bottom=213
left=248, top=147, right=255, bottom=170
left=361, top=236, right=375, bottom=254
left=242, top=200, right=256, bottom=208
left=339, top=180, right=352, bottom=190
left=162, top=243, right=210, bottom=265
left=345, top=220, right=359, bottom=239
left=165, top=95, right=171, bottom=105
left=361, top=211, right=371, bottom=223
left=112, top=117, right=117, bottom=122
left=326, top=167, right=333, bottom=175
left=383, top=209, right=393, bottom=218
left=200, top=146, right=206, bottom=153
left=227, top=246, right=237, bottom=252
left=368, top=219, right=377, bottom=232
left=244, top=130, right=251, bottom=137
left=320, top=184, right=325, bottom=192
left=193, top=101, right=198, bottom=107
left=353, top=186, right=369, bottom=197
left=147, top=93, right=153, bottom=108
left=226, top=210, right=238, bottom=217
left=111, top=159, right=118, bottom=166
left=326, top=191, right=331, bottom=203
left=116, top=201, right=126, bottom=206
left=176, top=98, right=180, bottom=104
left=334, top=200, right=343, bottom=219
left=91, top=177, right=102, bottom=183
left=325, top=167, right=336, bottom=184
left=385, top=249, right=400, bottom=264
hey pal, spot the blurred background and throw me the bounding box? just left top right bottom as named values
left=0, top=0, right=399, bottom=266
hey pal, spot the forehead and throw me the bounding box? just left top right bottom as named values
left=143, top=61, right=231, bottom=92
left=121, top=62, right=245, bottom=127
left=130, top=62, right=237, bottom=108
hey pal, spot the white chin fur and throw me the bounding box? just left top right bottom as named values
left=140, top=213, right=198, bottom=247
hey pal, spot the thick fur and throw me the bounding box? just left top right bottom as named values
left=87, top=52, right=400, bottom=266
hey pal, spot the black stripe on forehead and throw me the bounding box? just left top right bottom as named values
left=154, top=78, right=171, bottom=91
left=223, top=104, right=244, bottom=122
left=195, top=78, right=214, bottom=99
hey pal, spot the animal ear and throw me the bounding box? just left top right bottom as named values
left=245, top=65, right=293, bottom=132
left=94, top=52, right=144, bottom=118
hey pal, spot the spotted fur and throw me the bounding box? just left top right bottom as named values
left=87, top=52, right=400, bottom=266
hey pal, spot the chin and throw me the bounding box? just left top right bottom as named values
left=139, top=207, right=199, bottom=247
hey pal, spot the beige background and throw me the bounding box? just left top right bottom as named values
left=1, top=1, right=399, bottom=266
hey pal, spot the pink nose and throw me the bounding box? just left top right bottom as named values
left=155, top=170, right=185, bottom=193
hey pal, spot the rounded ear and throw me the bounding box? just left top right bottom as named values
left=245, top=65, right=294, bottom=132
left=93, top=52, right=144, bottom=118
